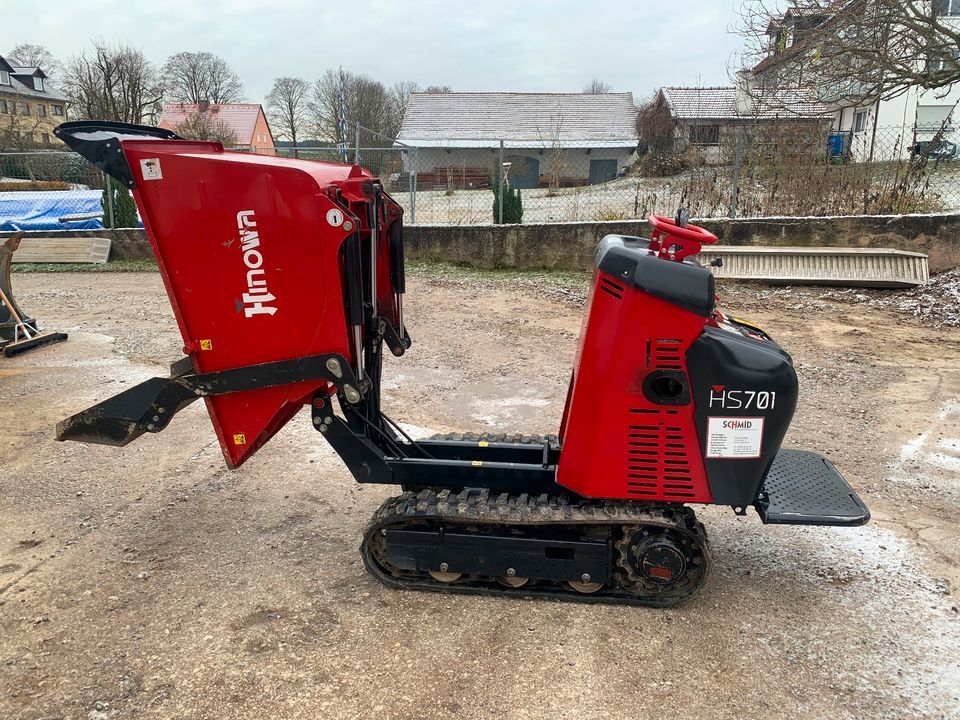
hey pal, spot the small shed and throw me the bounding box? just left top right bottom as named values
left=650, top=85, right=830, bottom=163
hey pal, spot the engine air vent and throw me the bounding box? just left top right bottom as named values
left=625, top=408, right=696, bottom=499
left=651, top=339, right=683, bottom=370
left=599, top=277, right=625, bottom=300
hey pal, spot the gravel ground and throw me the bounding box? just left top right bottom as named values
left=1, top=269, right=959, bottom=720
left=820, top=268, right=960, bottom=328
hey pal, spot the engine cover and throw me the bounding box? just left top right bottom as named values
left=557, top=235, right=798, bottom=508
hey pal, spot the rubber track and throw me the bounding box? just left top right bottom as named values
left=361, top=487, right=711, bottom=608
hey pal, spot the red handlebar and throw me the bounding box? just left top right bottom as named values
left=647, top=215, right=717, bottom=262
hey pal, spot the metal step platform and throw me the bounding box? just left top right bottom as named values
left=755, top=449, right=870, bottom=526
left=697, top=246, right=929, bottom=288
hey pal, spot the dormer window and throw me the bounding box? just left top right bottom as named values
left=0, top=70, right=10, bottom=86
left=33, top=76, right=44, bottom=91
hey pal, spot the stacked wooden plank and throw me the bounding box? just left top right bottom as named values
left=9, top=236, right=111, bottom=264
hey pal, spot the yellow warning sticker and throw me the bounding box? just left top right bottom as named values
left=732, top=317, right=763, bottom=331
left=478, top=441, right=489, bottom=447
left=233, top=433, right=246, bottom=445
left=471, top=460, right=483, bottom=466
left=199, top=339, right=213, bottom=351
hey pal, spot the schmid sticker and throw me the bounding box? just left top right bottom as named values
left=706, top=417, right=764, bottom=458
left=140, top=158, right=162, bottom=180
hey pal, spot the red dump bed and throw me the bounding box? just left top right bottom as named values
left=117, top=140, right=370, bottom=466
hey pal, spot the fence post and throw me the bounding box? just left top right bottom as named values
left=104, top=172, right=115, bottom=228
left=498, top=140, right=505, bottom=224
left=354, top=125, right=361, bottom=166
left=728, top=126, right=743, bottom=219
left=409, top=148, right=417, bottom=225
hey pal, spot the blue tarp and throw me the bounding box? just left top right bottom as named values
left=0, top=189, right=104, bottom=231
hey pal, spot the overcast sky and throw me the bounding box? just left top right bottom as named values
left=3, top=0, right=744, bottom=102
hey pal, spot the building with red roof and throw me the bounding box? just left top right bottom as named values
left=157, top=101, right=275, bottom=152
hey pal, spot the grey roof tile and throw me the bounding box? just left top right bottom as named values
left=662, top=86, right=828, bottom=120
left=397, top=92, right=637, bottom=146
left=1, top=76, right=69, bottom=102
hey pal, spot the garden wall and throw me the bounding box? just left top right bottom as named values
left=6, top=213, right=960, bottom=273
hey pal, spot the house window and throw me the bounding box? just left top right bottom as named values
left=51, top=104, right=64, bottom=116
left=33, top=76, right=44, bottom=91
left=0, top=70, right=9, bottom=86
left=689, top=124, right=720, bottom=146
left=930, top=46, right=960, bottom=72
left=0, top=99, right=7, bottom=114
left=916, top=105, right=954, bottom=133
left=19, top=103, right=30, bottom=116
left=853, top=110, right=868, bottom=132
left=936, top=0, right=960, bottom=15
left=38, top=104, right=46, bottom=117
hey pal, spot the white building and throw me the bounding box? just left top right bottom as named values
left=834, top=84, right=960, bottom=161
left=754, top=2, right=960, bottom=161
left=395, top=92, right=638, bottom=189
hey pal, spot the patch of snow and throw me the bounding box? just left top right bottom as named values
left=889, top=399, right=960, bottom=494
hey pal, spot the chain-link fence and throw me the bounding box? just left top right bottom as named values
left=268, top=124, right=960, bottom=224
left=666, top=122, right=960, bottom=219
left=0, top=151, right=118, bottom=231
left=3, top=123, right=958, bottom=231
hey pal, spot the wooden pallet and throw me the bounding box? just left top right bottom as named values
left=10, top=236, right=111, bottom=264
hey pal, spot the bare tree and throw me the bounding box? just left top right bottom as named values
left=307, top=69, right=344, bottom=145
left=736, top=0, right=960, bottom=105
left=173, top=112, right=237, bottom=145
left=309, top=69, right=402, bottom=145
left=583, top=78, right=612, bottom=93
left=62, top=41, right=162, bottom=124
left=6, top=43, right=62, bottom=79
left=424, top=85, right=452, bottom=93
left=635, top=92, right=677, bottom=156
left=265, top=76, right=309, bottom=148
left=161, top=51, right=244, bottom=104
left=390, top=80, right=420, bottom=126
left=538, top=108, right=569, bottom=190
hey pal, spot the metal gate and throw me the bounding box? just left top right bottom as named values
left=506, top=155, right=540, bottom=189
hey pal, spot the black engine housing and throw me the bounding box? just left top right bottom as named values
left=686, top=324, right=799, bottom=506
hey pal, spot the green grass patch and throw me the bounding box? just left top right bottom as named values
left=407, top=260, right=589, bottom=287
left=12, top=259, right=159, bottom=273
left=11, top=257, right=589, bottom=293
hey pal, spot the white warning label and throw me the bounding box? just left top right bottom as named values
left=706, top=417, right=764, bottom=458
left=140, top=158, right=163, bottom=180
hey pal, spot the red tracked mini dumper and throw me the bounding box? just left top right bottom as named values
left=54, top=121, right=869, bottom=606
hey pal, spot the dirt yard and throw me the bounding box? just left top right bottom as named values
left=1, top=268, right=959, bottom=720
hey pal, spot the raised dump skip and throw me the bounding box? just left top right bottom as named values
left=696, top=246, right=929, bottom=288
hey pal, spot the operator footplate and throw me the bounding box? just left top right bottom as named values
left=755, top=449, right=870, bottom=526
